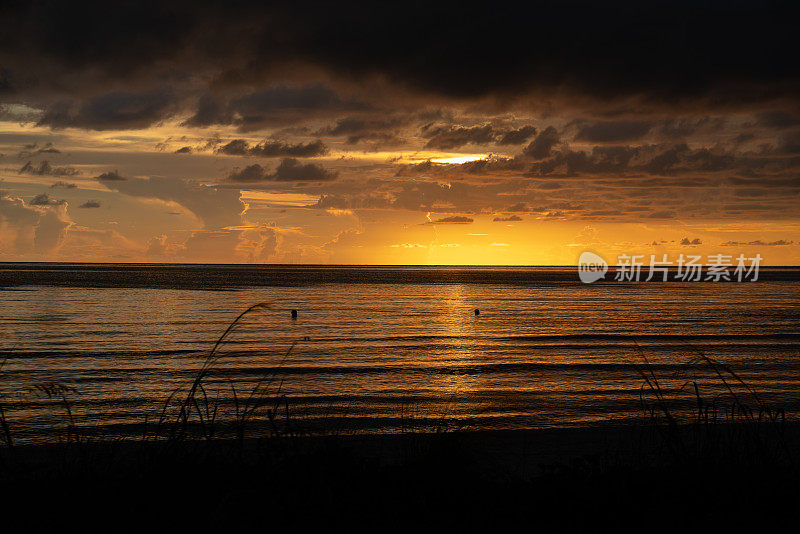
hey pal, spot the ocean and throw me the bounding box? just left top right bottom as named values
left=1, top=264, right=799, bottom=443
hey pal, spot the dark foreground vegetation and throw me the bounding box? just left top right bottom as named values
left=1, top=423, right=798, bottom=531
left=1, top=305, right=798, bottom=530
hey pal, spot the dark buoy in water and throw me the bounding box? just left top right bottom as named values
left=291, top=309, right=298, bottom=320
left=474, top=308, right=480, bottom=316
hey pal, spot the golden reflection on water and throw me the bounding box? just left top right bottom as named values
left=1, top=278, right=799, bottom=442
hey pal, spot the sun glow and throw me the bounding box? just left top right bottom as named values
left=429, top=154, right=489, bottom=164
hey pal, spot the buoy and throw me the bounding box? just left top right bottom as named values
left=291, top=309, right=298, bottom=319
left=474, top=308, right=480, bottom=316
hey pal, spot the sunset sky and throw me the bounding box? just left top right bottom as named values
left=1, top=1, right=799, bottom=264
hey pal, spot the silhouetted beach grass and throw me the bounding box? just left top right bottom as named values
left=0, top=304, right=798, bottom=529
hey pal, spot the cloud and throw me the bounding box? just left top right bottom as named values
left=497, top=125, right=537, bottom=145
left=575, top=120, right=652, bottom=143
left=777, top=131, right=800, bottom=155
left=721, top=239, right=794, bottom=246
left=79, top=200, right=101, bottom=208
left=308, top=176, right=541, bottom=215
left=17, top=142, right=61, bottom=158
left=422, top=124, right=496, bottom=149
left=395, top=155, right=524, bottom=177
left=0, top=2, right=799, bottom=254
left=226, top=158, right=337, bottom=182
left=38, top=91, right=176, bottom=130
left=185, top=85, right=367, bottom=130
left=493, top=215, right=522, bottom=222
left=526, top=143, right=744, bottom=177
left=225, top=164, right=269, bottom=183
left=50, top=181, right=77, bottom=189
left=240, top=226, right=279, bottom=262
left=0, top=194, right=39, bottom=252
left=0, top=193, right=70, bottom=255
left=421, top=123, right=539, bottom=149
left=34, top=204, right=71, bottom=252
left=145, top=234, right=170, bottom=257
left=18, top=160, right=79, bottom=176
left=29, top=193, right=65, bottom=206
left=181, top=230, right=243, bottom=262
left=523, top=127, right=560, bottom=160
left=757, top=111, right=800, bottom=129
left=680, top=237, right=702, bottom=245
left=427, top=215, right=473, bottom=224
left=505, top=202, right=530, bottom=212
left=97, top=171, right=127, bottom=181
left=1, top=104, right=41, bottom=123
left=150, top=228, right=283, bottom=263
left=315, top=116, right=406, bottom=144
left=647, top=210, right=676, bottom=219
left=217, top=139, right=328, bottom=157
left=96, top=173, right=244, bottom=229
left=2, top=2, right=799, bottom=138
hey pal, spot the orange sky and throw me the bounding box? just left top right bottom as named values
left=2, top=113, right=799, bottom=265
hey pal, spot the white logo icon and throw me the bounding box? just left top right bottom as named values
left=578, top=251, right=608, bottom=283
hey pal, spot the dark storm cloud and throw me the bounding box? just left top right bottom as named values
left=523, top=127, right=560, bottom=160
left=230, top=86, right=350, bottom=116
left=653, top=117, right=727, bottom=140
left=225, top=164, right=269, bottom=183
left=1, top=2, right=799, bottom=229
left=185, top=86, right=367, bottom=130
left=575, top=120, right=652, bottom=143
left=421, top=123, right=540, bottom=149
left=776, top=131, right=800, bottom=154
left=756, top=111, right=800, bottom=129
left=458, top=156, right=525, bottom=174
left=497, top=126, right=537, bottom=145
left=38, top=91, right=176, bottom=130
left=226, top=158, right=337, bottom=182
left=3, top=1, right=798, bottom=130
left=527, top=143, right=741, bottom=177
left=50, top=181, right=77, bottom=189
left=315, top=117, right=407, bottom=145
left=422, top=124, right=496, bottom=149
left=217, top=139, right=328, bottom=157
left=492, top=215, right=522, bottom=222
left=79, top=200, right=101, bottom=208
